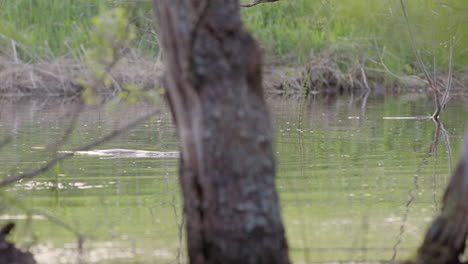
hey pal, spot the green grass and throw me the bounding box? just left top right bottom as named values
left=0, top=0, right=155, bottom=60
left=0, top=0, right=98, bottom=59
left=0, top=0, right=466, bottom=77
left=242, top=0, right=467, bottom=75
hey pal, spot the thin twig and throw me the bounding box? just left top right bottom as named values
left=399, top=0, right=435, bottom=90
left=378, top=49, right=428, bottom=87
left=241, top=0, right=281, bottom=8
left=30, top=208, right=85, bottom=252
left=431, top=42, right=453, bottom=119
left=360, top=66, right=371, bottom=92
left=0, top=109, right=160, bottom=188
left=398, top=0, right=457, bottom=120
left=441, top=45, right=454, bottom=110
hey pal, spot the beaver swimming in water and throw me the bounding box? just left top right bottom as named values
left=59, top=149, right=179, bottom=159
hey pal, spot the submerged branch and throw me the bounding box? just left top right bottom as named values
left=0, top=109, right=160, bottom=188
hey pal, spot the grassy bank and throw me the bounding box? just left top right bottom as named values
left=0, top=0, right=466, bottom=94
left=0, top=0, right=156, bottom=60
left=243, top=0, right=467, bottom=70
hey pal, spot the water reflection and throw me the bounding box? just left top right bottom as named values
left=391, top=118, right=454, bottom=261
left=0, top=95, right=467, bottom=263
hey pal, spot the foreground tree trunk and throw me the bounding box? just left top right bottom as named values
left=152, top=1, right=290, bottom=264
left=410, top=127, right=468, bottom=264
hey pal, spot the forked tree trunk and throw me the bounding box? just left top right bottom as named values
left=411, top=127, right=468, bottom=264
left=152, top=1, right=290, bottom=264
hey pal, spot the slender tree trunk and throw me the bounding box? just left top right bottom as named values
left=410, top=127, right=468, bottom=264
left=152, top=1, right=290, bottom=264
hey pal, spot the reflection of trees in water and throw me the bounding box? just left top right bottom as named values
left=0, top=97, right=167, bottom=263
left=171, top=194, right=184, bottom=264
left=392, top=118, right=453, bottom=261
left=412, top=126, right=468, bottom=264
left=0, top=98, right=170, bottom=131
left=391, top=114, right=468, bottom=264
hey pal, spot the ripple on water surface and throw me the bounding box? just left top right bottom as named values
left=1, top=96, right=468, bottom=263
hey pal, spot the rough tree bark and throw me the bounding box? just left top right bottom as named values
left=408, top=127, right=468, bottom=264
left=152, top=1, right=290, bottom=264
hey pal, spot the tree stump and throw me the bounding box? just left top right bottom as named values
left=0, top=222, right=36, bottom=264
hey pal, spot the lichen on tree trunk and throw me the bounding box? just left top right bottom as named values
left=153, top=1, right=290, bottom=263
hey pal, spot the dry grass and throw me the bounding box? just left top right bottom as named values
left=0, top=48, right=465, bottom=98
left=0, top=52, right=163, bottom=96
left=0, top=56, right=81, bottom=96
left=264, top=48, right=383, bottom=97
left=264, top=48, right=467, bottom=97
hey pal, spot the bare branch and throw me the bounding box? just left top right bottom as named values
left=440, top=45, right=454, bottom=111
left=399, top=0, right=435, bottom=89
left=241, top=0, right=281, bottom=8
left=377, top=52, right=426, bottom=86
left=0, top=109, right=160, bottom=188
left=398, top=0, right=455, bottom=121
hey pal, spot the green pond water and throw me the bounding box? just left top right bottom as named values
left=1, top=94, right=468, bottom=264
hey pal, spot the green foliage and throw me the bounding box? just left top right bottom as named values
left=0, top=0, right=99, bottom=60
left=119, top=84, right=143, bottom=104
left=0, top=0, right=465, bottom=79
left=88, top=7, right=135, bottom=65
left=242, top=0, right=467, bottom=74
left=80, top=7, right=136, bottom=103
left=0, top=0, right=155, bottom=60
